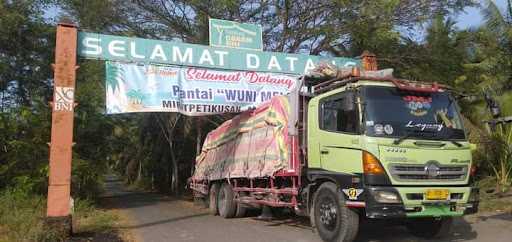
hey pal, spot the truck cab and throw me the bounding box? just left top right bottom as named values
left=305, top=77, right=479, bottom=240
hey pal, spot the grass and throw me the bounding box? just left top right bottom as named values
left=479, top=196, right=512, bottom=213
left=0, top=189, right=51, bottom=242
left=476, top=176, right=512, bottom=213
left=0, top=188, right=127, bottom=242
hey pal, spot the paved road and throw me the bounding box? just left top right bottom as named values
left=102, top=176, right=512, bottom=242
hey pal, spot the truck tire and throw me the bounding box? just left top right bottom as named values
left=406, top=217, right=453, bottom=239
left=218, top=182, right=237, bottom=218
left=209, top=183, right=220, bottom=215
left=235, top=203, right=247, bottom=218
left=235, top=192, right=247, bottom=218
left=313, top=182, right=359, bottom=242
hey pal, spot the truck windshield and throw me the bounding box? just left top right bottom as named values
left=361, top=86, right=466, bottom=140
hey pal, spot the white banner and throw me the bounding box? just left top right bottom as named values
left=105, top=61, right=300, bottom=115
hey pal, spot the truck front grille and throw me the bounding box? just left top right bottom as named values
left=389, top=163, right=467, bottom=182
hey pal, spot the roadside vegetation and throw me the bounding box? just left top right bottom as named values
left=1, top=0, right=512, bottom=241
left=476, top=176, right=512, bottom=213
left=0, top=187, right=125, bottom=242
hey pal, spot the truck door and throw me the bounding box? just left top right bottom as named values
left=318, top=91, right=362, bottom=174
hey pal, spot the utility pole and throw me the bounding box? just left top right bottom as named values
left=45, top=20, right=78, bottom=236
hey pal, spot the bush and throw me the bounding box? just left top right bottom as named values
left=0, top=187, right=119, bottom=242
left=71, top=158, right=106, bottom=200
left=0, top=188, right=61, bottom=242
left=481, top=125, right=512, bottom=193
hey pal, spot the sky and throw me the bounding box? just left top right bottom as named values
left=456, top=0, right=508, bottom=29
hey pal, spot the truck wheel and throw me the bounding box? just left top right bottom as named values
left=406, top=217, right=453, bottom=239
left=313, top=182, right=359, bottom=242
left=235, top=192, right=247, bottom=218
left=235, top=203, right=247, bottom=218
left=218, top=182, right=237, bottom=218
left=209, top=183, right=220, bottom=215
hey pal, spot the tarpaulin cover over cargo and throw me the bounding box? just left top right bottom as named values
left=192, top=96, right=291, bottom=180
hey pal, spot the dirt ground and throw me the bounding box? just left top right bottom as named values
left=101, top=176, right=512, bottom=242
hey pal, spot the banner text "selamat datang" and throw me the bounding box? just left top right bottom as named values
left=81, top=37, right=335, bottom=74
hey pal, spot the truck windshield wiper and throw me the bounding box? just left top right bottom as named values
left=394, top=129, right=462, bottom=147
left=393, top=129, right=438, bottom=145
left=393, top=130, right=415, bottom=145
left=450, top=140, right=462, bottom=147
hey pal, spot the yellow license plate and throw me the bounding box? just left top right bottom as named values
left=425, top=189, right=449, bottom=200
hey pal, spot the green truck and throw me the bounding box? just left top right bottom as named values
left=190, top=60, right=479, bottom=242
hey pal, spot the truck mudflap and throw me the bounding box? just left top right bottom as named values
left=363, top=186, right=479, bottom=219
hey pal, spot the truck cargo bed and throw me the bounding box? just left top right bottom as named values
left=192, top=96, right=294, bottom=181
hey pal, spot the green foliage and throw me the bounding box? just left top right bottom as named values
left=476, top=176, right=512, bottom=212
left=0, top=1, right=115, bottom=200
left=483, top=125, right=512, bottom=193
left=0, top=188, right=61, bottom=242
left=0, top=101, right=51, bottom=194
left=0, top=1, right=54, bottom=195
left=72, top=198, right=119, bottom=235
left=0, top=188, right=120, bottom=242
left=0, top=1, right=55, bottom=106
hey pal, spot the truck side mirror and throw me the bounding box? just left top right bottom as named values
left=343, top=92, right=356, bottom=111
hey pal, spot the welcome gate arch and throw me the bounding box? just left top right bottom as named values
left=46, top=20, right=363, bottom=232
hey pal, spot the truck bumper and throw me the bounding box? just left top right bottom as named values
left=363, top=186, right=479, bottom=219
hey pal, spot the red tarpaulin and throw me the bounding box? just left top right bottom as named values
left=192, top=96, right=291, bottom=180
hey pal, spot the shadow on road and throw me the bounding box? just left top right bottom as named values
left=102, top=192, right=181, bottom=210
left=355, top=218, right=478, bottom=242
left=100, top=175, right=177, bottom=210
left=476, top=212, right=512, bottom=222
left=244, top=208, right=478, bottom=242
left=116, top=213, right=210, bottom=230
left=260, top=211, right=313, bottom=231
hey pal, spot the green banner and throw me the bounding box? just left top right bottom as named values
left=77, top=32, right=360, bottom=75
left=209, top=18, right=263, bottom=50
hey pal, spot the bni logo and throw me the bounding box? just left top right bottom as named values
left=54, top=87, right=74, bottom=111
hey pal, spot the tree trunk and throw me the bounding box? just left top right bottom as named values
left=169, top=141, right=179, bottom=194
left=193, top=117, right=203, bottom=175
left=137, top=159, right=142, bottom=182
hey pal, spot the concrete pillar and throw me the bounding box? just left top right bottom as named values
left=46, top=20, right=78, bottom=236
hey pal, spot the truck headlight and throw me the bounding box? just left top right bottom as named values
left=373, top=190, right=402, bottom=204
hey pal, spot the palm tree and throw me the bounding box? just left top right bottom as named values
left=482, top=0, right=512, bottom=37
left=478, top=0, right=512, bottom=193
left=481, top=0, right=512, bottom=90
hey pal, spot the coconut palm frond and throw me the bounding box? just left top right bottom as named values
left=482, top=0, right=508, bottom=34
